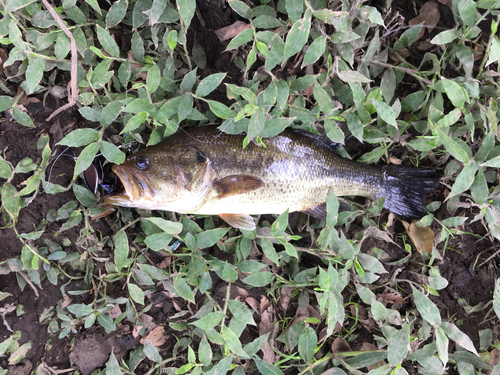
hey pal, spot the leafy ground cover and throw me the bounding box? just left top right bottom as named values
left=1, top=0, right=500, bottom=373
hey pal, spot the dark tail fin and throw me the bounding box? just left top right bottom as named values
left=381, top=165, right=440, bottom=220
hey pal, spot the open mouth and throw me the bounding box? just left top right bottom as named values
left=103, top=165, right=145, bottom=206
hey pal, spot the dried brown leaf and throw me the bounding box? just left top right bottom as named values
left=408, top=0, right=440, bottom=40
left=246, top=296, right=261, bottom=314
left=278, top=287, right=295, bottom=312
left=259, top=306, right=276, bottom=363
left=260, top=295, right=270, bottom=313
left=61, top=295, right=72, bottom=310
left=331, top=337, right=351, bottom=354
left=140, top=326, right=167, bottom=347
left=402, top=220, right=435, bottom=253
left=303, top=65, right=314, bottom=97
left=110, top=304, right=122, bottom=319
left=214, top=21, right=252, bottom=42
left=378, top=292, right=407, bottom=304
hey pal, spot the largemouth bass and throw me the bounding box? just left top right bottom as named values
left=104, top=127, right=440, bottom=230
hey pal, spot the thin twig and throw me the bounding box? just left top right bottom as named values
left=41, top=0, right=78, bottom=121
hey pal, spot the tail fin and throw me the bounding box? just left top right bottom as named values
left=381, top=165, right=440, bottom=220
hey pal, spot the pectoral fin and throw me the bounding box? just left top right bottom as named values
left=219, top=213, right=256, bottom=230
left=213, top=175, right=265, bottom=198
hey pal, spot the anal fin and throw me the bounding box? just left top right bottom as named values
left=302, top=199, right=352, bottom=220
left=219, top=213, right=256, bottom=230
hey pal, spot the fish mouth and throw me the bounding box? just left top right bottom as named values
left=103, top=165, right=154, bottom=206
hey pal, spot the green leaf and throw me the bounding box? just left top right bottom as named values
left=439, top=322, right=478, bottom=356
left=252, top=15, right=284, bottom=29
left=145, top=217, right=183, bottom=234
left=195, top=228, right=230, bottom=249
left=228, top=0, right=252, bottom=18
left=394, top=24, right=423, bottom=51
left=205, top=356, right=232, bottom=375
left=143, top=340, right=162, bottom=362
left=145, top=233, right=172, bottom=251
left=106, top=0, right=128, bottom=27
left=191, top=311, right=224, bottom=330
left=228, top=300, right=256, bottom=326
left=25, top=55, right=45, bottom=95
left=177, top=0, right=196, bottom=29
left=121, top=112, right=149, bottom=134
left=411, top=285, right=441, bottom=326
left=174, top=277, right=195, bottom=302
left=290, top=75, right=315, bottom=92
left=147, top=0, right=168, bottom=25
left=5, top=0, right=37, bottom=11
left=302, top=36, right=327, bottom=68
left=131, top=31, right=145, bottom=63
left=132, top=0, right=151, bottom=29
left=147, top=64, right=161, bottom=94
left=494, top=279, right=500, bottom=321
left=360, top=5, right=384, bottom=25
left=387, top=324, right=410, bottom=365
left=79, top=107, right=101, bottom=122
left=13, top=107, right=35, bottom=128
left=401, top=91, right=426, bottom=112
left=196, top=73, right=226, bottom=97
left=457, top=0, right=477, bottom=26
left=209, top=101, right=235, bottom=119
left=122, top=98, right=155, bottom=113
left=436, top=127, right=469, bottom=164
left=260, top=117, right=295, bottom=138
left=0, top=156, right=12, bottom=179
left=441, top=216, right=468, bottom=227
left=91, top=59, right=113, bottom=89
left=283, top=9, right=311, bottom=62
left=67, top=303, right=94, bottom=318
left=73, top=142, right=99, bottom=178
left=441, top=78, right=468, bottom=108
left=199, top=336, right=212, bottom=366
left=436, top=326, right=449, bottom=367
left=242, top=271, right=274, bottom=286
left=337, top=70, right=372, bottom=83
left=105, top=352, right=121, bottom=375
left=271, top=209, right=289, bottom=236
left=226, top=28, right=254, bottom=50
left=431, top=29, right=461, bottom=45
left=222, top=326, right=249, bottom=358
left=372, top=99, right=397, bottom=127
left=128, top=283, right=145, bottom=305
left=314, top=82, right=333, bottom=114
left=486, top=35, right=500, bottom=67
left=481, top=155, right=500, bottom=168
left=8, top=342, right=31, bottom=365
left=0, top=96, right=15, bottom=112
left=96, top=25, right=121, bottom=58
left=114, top=230, right=131, bottom=272
left=254, top=358, right=284, bottom=375
left=447, top=161, right=479, bottom=199
left=100, top=141, right=125, bottom=164
left=298, top=326, right=317, bottom=363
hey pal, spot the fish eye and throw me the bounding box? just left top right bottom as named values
left=136, top=156, right=150, bottom=170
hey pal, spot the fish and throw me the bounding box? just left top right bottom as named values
left=104, top=126, right=440, bottom=230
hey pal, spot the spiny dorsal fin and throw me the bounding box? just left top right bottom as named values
left=219, top=213, right=256, bottom=230
left=213, top=175, right=265, bottom=198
